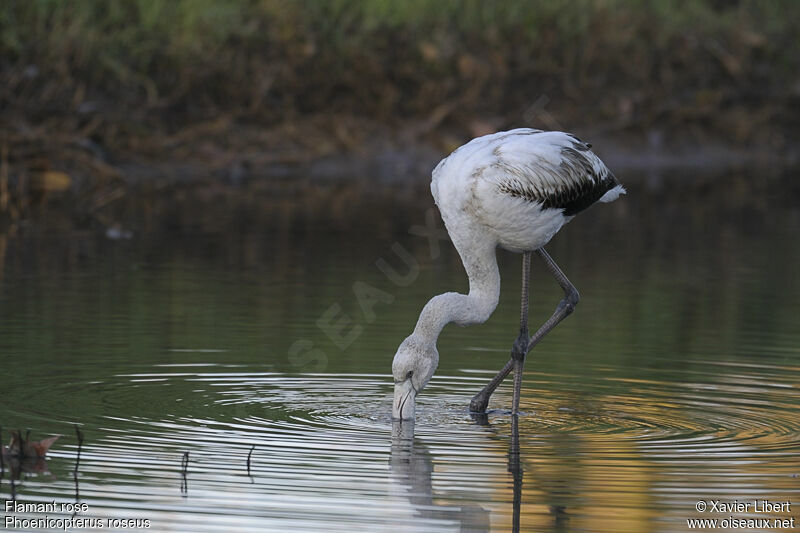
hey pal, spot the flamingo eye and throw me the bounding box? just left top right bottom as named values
left=406, top=370, right=414, bottom=380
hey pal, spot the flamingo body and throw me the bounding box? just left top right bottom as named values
left=432, top=128, right=623, bottom=255
left=392, top=129, right=624, bottom=420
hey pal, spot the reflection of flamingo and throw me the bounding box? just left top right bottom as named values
left=392, top=129, right=624, bottom=419
left=389, top=421, right=490, bottom=529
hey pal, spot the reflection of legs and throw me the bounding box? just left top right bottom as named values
left=509, top=414, right=522, bottom=533
left=470, top=252, right=531, bottom=414
left=470, top=248, right=579, bottom=415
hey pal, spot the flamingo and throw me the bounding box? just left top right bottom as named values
left=392, top=128, right=625, bottom=420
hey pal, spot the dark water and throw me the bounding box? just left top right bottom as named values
left=1, top=169, right=799, bottom=532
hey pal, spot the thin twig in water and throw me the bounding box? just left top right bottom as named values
left=0, top=427, right=3, bottom=497
left=180, top=451, right=189, bottom=495
left=247, top=445, right=255, bottom=473
left=73, top=425, right=84, bottom=478
left=247, top=445, right=255, bottom=481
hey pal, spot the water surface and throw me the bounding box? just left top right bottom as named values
left=1, top=168, right=799, bottom=531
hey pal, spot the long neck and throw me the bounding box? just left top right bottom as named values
left=413, top=239, right=500, bottom=344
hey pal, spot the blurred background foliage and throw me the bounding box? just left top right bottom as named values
left=1, top=0, right=799, bottom=223
left=2, top=0, right=798, bottom=133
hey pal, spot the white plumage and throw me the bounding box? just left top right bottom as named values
left=432, top=128, right=624, bottom=253
left=392, top=128, right=625, bottom=420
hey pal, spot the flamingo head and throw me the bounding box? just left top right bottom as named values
left=391, top=334, right=438, bottom=420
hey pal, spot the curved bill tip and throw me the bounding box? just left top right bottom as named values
left=392, top=379, right=417, bottom=420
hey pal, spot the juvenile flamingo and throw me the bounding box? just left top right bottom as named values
left=392, top=129, right=625, bottom=420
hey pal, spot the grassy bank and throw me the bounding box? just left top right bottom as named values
left=1, top=0, right=799, bottom=220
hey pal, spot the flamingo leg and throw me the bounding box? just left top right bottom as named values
left=524, top=248, right=580, bottom=358
left=470, top=248, right=579, bottom=415
left=470, top=251, right=531, bottom=414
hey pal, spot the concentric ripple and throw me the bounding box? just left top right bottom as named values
left=3, top=360, right=798, bottom=532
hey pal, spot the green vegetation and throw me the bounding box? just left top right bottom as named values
left=3, top=0, right=798, bottom=127
left=0, top=0, right=798, bottom=217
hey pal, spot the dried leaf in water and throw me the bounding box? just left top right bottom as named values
left=28, top=435, right=60, bottom=457
left=3, top=432, right=60, bottom=457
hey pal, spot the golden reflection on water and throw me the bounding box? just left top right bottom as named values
left=1, top=169, right=799, bottom=531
